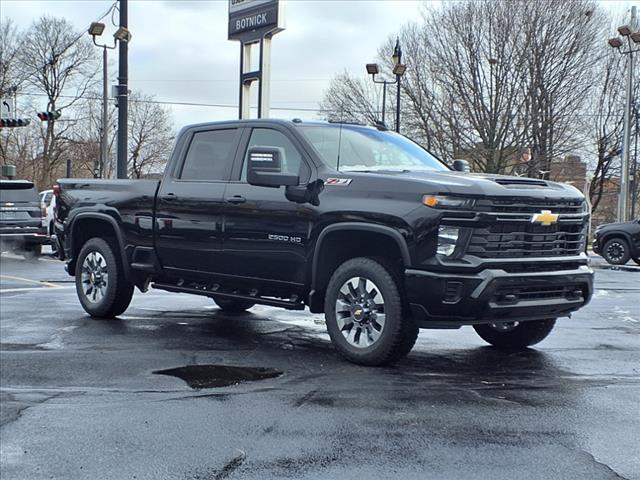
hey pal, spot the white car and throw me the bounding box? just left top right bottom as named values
left=39, top=189, right=56, bottom=237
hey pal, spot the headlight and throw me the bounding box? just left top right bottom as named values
left=422, top=195, right=475, bottom=209
left=437, top=226, right=459, bottom=256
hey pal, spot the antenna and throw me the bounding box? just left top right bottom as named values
left=336, top=103, right=344, bottom=172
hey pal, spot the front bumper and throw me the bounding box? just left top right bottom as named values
left=592, top=237, right=600, bottom=254
left=405, top=257, right=593, bottom=328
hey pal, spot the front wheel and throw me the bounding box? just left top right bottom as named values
left=324, top=257, right=418, bottom=366
left=75, top=238, right=134, bottom=318
left=601, top=237, right=630, bottom=265
left=473, top=319, right=556, bottom=349
left=632, top=255, right=640, bottom=266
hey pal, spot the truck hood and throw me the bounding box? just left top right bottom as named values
left=343, top=170, right=584, bottom=200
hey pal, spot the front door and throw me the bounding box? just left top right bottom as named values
left=155, top=126, right=243, bottom=276
left=221, top=127, right=316, bottom=286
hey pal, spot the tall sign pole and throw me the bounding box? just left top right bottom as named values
left=116, top=0, right=129, bottom=179
left=228, top=0, right=285, bottom=119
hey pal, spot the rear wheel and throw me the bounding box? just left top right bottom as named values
left=324, top=257, right=418, bottom=366
left=473, top=319, right=556, bottom=349
left=212, top=297, right=255, bottom=313
left=601, top=237, right=630, bottom=265
left=75, top=238, right=134, bottom=318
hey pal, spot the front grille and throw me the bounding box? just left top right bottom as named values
left=492, top=285, right=584, bottom=304
left=468, top=222, right=586, bottom=258
left=474, top=198, right=584, bottom=214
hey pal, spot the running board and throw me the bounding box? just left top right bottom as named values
left=151, top=283, right=306, bottom=310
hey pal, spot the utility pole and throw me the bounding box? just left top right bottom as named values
left=618, top=5, right=636, bottom=222
left=116, top=0, right=129, bottom=179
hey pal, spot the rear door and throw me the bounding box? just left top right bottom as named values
left=154, top=126, right=243, bottom=276
left=221, top=126, right=316, bottom=286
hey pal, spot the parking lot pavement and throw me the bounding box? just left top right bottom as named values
left=1, top=253, right=639, bottom=480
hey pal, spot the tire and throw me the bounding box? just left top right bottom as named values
left=22, top=243, right=42, bottom=259
left=473, top=319, right=556, bottom=349
left=601, top=237, right=631, bottom=265
left=75, top=237, right=134, bottom=318
left=632, top=256, right=640, bottom=266
left=212, top=297, right=255, bottom=313
left=324, top=257, right=418, bottom=366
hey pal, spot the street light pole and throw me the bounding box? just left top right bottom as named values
left=101, top=46, right=108, bottom=178
left=608, top=5, right=639, bottom=222
left=393, top=38, right=402, bottom=133
left=366, top=40, right=406, bottom=130
left=88, top=22, right=118, bottom=179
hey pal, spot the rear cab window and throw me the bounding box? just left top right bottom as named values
left=179, top=129, right=241, bottom=182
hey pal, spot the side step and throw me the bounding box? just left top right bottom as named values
left=152, top=283, right=306, bottom=310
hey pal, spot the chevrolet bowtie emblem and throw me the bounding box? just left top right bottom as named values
left=531, top=210, right=559, bottom=226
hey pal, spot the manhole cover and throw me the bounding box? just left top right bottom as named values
left=153, top=365, right=282, bottom=389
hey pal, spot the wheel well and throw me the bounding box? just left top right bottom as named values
left=69, top=218, right=120, bottom=275
left=310, top=229, right=406, bottom=313
left=601, top=233, right=629, bottom=248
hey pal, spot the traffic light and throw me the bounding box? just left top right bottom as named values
left=0, top=118, right=31, bottom=128
left=36, top=111, right=61, bottom=121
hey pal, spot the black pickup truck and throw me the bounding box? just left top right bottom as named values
left=54, top=119, right=593, bottom=365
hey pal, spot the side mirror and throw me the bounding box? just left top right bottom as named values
left=452, top=159, right=470, bottom=172
left=247, top=146, right=299, bottom=188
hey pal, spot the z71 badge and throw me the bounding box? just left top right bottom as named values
left=325, top=178, right=352, bottom=186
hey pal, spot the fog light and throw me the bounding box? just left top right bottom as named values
left=437, top=226, right=459, bottom=256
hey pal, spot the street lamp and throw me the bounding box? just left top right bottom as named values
left=366, top=37, right=406, bottom=132
left=607, top=6, right=639, bottom=222
left=88, top=22, right=116, bottom=179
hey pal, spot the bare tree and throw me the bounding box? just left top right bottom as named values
left=127, top=92, right=174, bottom=179
left=395, top=2, right=531, bottom=172
left=17, top=15, right=99, bottom=188
left=520, top=0, right=601, bottom=179
left=319, top=72, right=381, bottom=124
left=0, top=18, right=27, bottom=168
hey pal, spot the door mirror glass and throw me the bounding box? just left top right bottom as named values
left=452, top=159, right=471, bottom=172
left=247, top=146, right=299, bottom=188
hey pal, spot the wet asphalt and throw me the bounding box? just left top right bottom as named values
left=0, top=252, right=639, bottom=480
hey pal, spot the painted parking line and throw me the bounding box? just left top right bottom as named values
left=0, top=274, right=70, bottom=293
left=0, top=286, right=74, bottom=293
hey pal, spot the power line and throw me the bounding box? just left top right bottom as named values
left=17, top=91, right=629, bottom=117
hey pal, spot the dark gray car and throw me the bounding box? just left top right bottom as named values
left=0, top=180, right=47, bottom=257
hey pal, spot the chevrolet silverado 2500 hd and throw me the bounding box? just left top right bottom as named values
left=54, top=119, right=593, bottom=365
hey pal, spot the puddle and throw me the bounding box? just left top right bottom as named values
left=153, top=365, right=283, bottom=389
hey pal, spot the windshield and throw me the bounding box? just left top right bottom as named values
left=298, top=124, right=448, bottom=172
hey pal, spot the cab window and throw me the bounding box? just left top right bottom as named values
left=180, top=129, right=240, bottom=181
left=241, top=128, right=309, bottom=182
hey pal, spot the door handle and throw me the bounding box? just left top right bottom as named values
left=162, top=193, right=178, bottom=201
left=226, top=195, right=246, bottom=204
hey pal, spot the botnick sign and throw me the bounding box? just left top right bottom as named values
left=228, top=0, right=284, bottom=43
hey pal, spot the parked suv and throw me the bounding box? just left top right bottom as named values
left=593, top=219, right=640, bottom=265
left=54, top=120, right=594, bottom=365
left=0, top=180, right=47, bottom=257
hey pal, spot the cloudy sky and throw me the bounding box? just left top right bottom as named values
left=2, top=0, right=636, bottom=128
